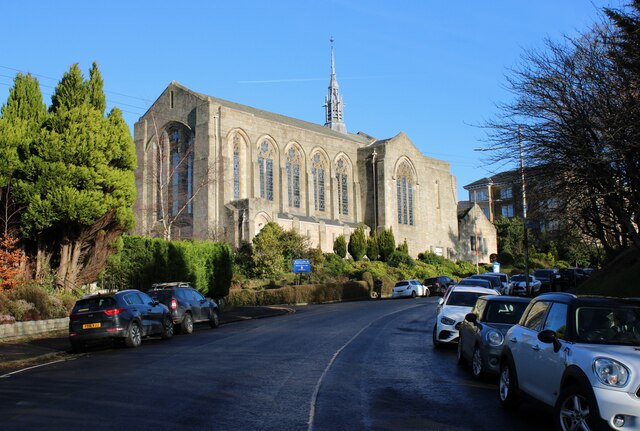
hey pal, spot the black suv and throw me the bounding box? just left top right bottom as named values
left=148, top=283, right=219, bottom=334
left=424, top=276, right=455, bottom=296
left=558, top=267, right=589, bottom=290
left=533, top=268, right=560, bottom=292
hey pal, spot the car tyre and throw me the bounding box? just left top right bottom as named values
left=472, top=346, right=484, bottom=378
left=125, top=321, right=142, bottom=348
left=161, top=316, right=174, bottom=339
left=456, top=339, right=466, bottom=365
left=181, top=312, right=194, bottom=334
left=554, top=384, right=606, bottom=431
left=498, top=359, right=520, bottom=409
left=432, top=324, right=441, bottom=348
left=411, top=290, right=417, bottom=298
left=209, top=309, right=220, bottom=328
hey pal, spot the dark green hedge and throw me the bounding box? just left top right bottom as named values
left=226, top=281, right=369, bottom=306
left=102, top=236, right=232, bottom=298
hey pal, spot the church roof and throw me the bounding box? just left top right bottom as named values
left=167, top=81, right=371, bottom=145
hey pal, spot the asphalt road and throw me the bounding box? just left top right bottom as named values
left=0, top=298, right=554, bottom=430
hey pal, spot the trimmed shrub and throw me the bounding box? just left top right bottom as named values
left=387, top=251, right=414, bottom=268
left=378, top=228, right=395, bottom=262
left=333, top=235, right=347, bottom=258
left=348, top=226, right=367, bottom=261
left=366, top=235, right=379, bottom=261
left=226, top=281, right=369, bottom=306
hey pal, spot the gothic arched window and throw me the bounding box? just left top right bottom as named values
left=311, top=153, right=326, bottom=212
left=258, top=141, right=274, bottom=201
left=233, top=135, right=240, bottom=200
left=336, top=157, right=349, bottom=215
left=396, top=162, right=414, bottom=226
left=286, top=147, right=301, bottom=208
left=158, top=125, right=193, bottom=219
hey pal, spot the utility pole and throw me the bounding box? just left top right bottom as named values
left=520, top=126, right=530, bottom=294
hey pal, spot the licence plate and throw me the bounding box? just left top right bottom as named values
left=82, top=322, right=101, bottom=329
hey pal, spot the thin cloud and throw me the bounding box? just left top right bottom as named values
left=238, top=75, right=414, bottom=84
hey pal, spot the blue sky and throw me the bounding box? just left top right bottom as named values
left=0, top=0, right=623, bottom=199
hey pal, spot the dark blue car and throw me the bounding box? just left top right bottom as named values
left=69, top=289, right=173, bottom=352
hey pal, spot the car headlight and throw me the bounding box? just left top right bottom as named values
left=593, top=358, right=630, bottom=387
left=441, top=316, right=455, bottom=325
left=486, top=330, right=504, bottom=347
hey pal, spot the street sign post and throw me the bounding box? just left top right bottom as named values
left=293, top=259, right=311, bottom=273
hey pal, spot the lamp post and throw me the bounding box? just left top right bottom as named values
left=519, top=126, right=530, bottom=294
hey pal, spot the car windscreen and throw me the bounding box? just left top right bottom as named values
left=458, top=279, right=489, bottom=287
left=148, top=289, right=173, bottom=302
left=510, top=275, right=532, bottom=282
left=74, top=297, right=117, bottom=311
left=484, top=301, right=529, bottom=324
left=576, top=305, right=640, bottom=346
left=446, top=292, right=485, bottom=307
left=534, top=270, right=553, bottom=277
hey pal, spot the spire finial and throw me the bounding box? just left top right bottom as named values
left=324, top=37, right=347, bottom=133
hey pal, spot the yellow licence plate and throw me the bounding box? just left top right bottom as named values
left=82, top=322, right=101, bottom=329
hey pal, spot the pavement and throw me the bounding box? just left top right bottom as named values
left=0, top=305, right=293, bottom=376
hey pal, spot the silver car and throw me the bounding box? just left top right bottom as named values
left=457, top=295, right=531, bottom=378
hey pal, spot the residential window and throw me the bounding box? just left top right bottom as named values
left=286, top=147, right=301, bottom=208
left=482, top=207, right=490, bottom=219
left=475, top=190, right=488, bottom=201
left=258, top=141, right=274, bottom=201
left=312, top=153, right=326, bottom=211
left=396, top=162, right=415, bottom=226
left=502, top=204, right=514, bottom=218
left=470, top=235, right=476, bottom=251
left=336, top=158, right=349, bottom=215
left=501, top=187, right=512, bottom=199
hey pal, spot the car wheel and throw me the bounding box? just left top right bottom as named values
left=432, top=324, right=441, bottom=348
left=411, top=290, right=417, bottom=298
left=498, top=359, right=520, bottom=409
left=181, top=312, right=194, bottom=334
left=472, top=346, right=484, bottom=378
left=209, top=310, right=220, bottom=328
left=161, top=316, right=174, bottom=339
left=125, top=321, right=142, bottom=348
left=456, top=339, right=466, bottom=365
left=554, top=385, right=606, bottom=431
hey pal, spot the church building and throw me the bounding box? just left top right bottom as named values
left=133, top=44, right=467, bottom=259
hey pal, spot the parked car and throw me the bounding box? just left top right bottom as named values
left=423, top=276, right=455, bottom=296
left=432, top=286, right=498, bottom=347
left=392, top=279, right=429, bottom=299
left=456, top=278, right=500, bottom=294
left=148, top=282, right=220, bottom=334
left=498, top=293, right=640, bottom=430
left=533, top=268, right=560, bottom=292
left=457, top=295, right=531, bottom=378
left=493, top=272, right=511, bottom=294
left=509, top=274, right=542, bottom=296
left=558, top=267, right=589, bottom=290
left=468, top=274, right=503, bottom=292
left=69, top=289, right=173, bottom=351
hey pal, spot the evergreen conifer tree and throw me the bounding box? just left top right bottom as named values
left=348, top=225, right=367, bottom=261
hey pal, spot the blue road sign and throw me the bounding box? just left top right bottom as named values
left=293, top=259, right=311, bottom=273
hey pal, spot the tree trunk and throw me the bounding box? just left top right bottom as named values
left=56, top=240, right=71, bottom=290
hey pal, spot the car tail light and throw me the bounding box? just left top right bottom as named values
left=104, top=308, right=124, bottom=316
left=70, top=314, right=79, bottom=321
left=170, top=298, right=177, bottom=310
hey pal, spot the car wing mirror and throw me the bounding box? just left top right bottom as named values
left=437, top=298, right=444, bottom=306
left=538, top=329, right=562, bottom=352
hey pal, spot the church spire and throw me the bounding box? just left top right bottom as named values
left=324, top=38, right=347, bottom=133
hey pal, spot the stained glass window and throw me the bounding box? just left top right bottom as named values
left=397, top=162, right=415, bottom=226
left=336, top=158, right=349, bottom=215
left=312, top=153, right=326, bottom=211
left=258, top=141, right=274, bottom=201
left=286, top=148, right=300, bottom=208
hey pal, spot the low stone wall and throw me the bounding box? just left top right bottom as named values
left=0, top=318, right=69, bottom=340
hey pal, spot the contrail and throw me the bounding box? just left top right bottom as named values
left=238, top=75, right=409, bottom=84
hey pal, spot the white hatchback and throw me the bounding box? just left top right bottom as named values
left=392, top=279, right=429, bottom=298
left=499, top=293, right=640, bottom=430
left=432, top=286, right=498, bottom=346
